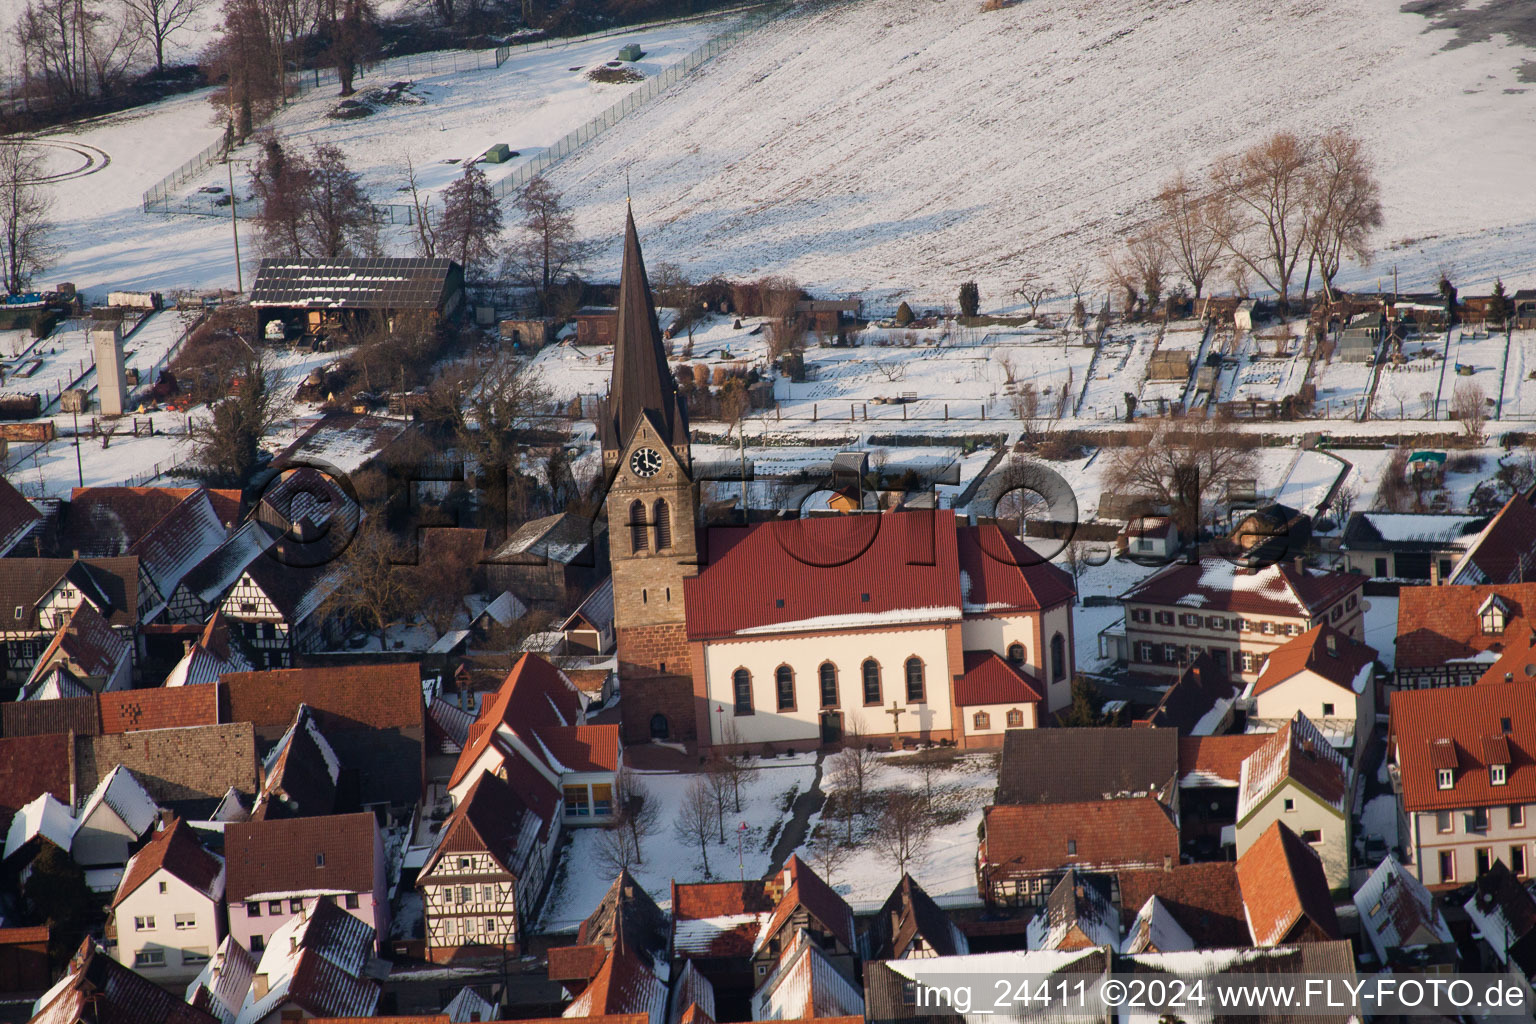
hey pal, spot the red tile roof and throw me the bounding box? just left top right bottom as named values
left=980, top=798, right=1179, bottom=877
left=1178, top=734, right=1268, bottom=787
left=1391, top=680, right=1536, bottom=812
left=535, top=725, right=622, bottom=773
left=955, top=651, right=1043, bottom=706
left=100, top=684, right=221, bottom=733
left=756, top=855, right=855, bottom=954
left=128, top=489, right=230, bottom=611
left=548, top=943, right=609, bottom=983
left=27, top=600, right=131, bottom=685
left=1477, top=632, right=1536, bottom=686
left=1116, top=863, right=1250, bottom=948
left=0, top=733, right=72, bottom=819
left=1237, top=713, right=1350, bottom=822
left=64, top=486, right=239, bottom=553
left=1396, top=581, right=1536, bottom=670
left=1235, top=821, right=1341, bottom=946
left=671, top=880, right=772, bottom=957
left=0, top=475, right=40, bottom=555
left=956, top=523, right=1076, bottom=612
left=565, top=942, right=667, bottom=1021
left=1252, top=624, right=1376, bottom=696
left=1447, top=491, right=1536, bottom=585
left=1122, top=559, right=1361, bottom=619
left=225, top=812, right=377, bottom=901
left=112, top=817, right=224, bottom=907
left=447, top=653, right=586, bottom=788
left=420, top=771, right=555, bottom=880
left=220, top=664, right=422, bottom=730
left=31, top=940, right=219, bottom=1024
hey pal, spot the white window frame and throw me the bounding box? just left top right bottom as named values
left=174, top=913, right=196, bottom=930
left=1493, top=763, right=1509, bottom=786
left=134, top=949, right=165, bottom=968
left=1437, top=768, right=1454, bottom=790
left=133, top=916, right=155, bottom=931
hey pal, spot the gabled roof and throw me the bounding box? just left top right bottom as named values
left=3, top=792, right=75, bottom=862
left=254, top=467, right=363, bottom=561
left=251, top=705, right=340, bottom=820
left=25, top=600, right=132, bottom=688
left=64, top=486, right=240, bottom=554
left=576, top=869, right=671, bottom=969
left=996, top=728, right=1177, bottom=805
left=74, top=765, right=160, bottom=847
left=1235, top=821, right=1340, bottom=946
left=1340, top=510, right=1485, bottom=552
left=1121, top=558, right=1361, bottom=618
left=100, top=684, right=221, bottom=733
left=493, top=512, right=601, bottom=564
left=865, top=873, right=968, bottom=961
left=955, top=651, right=1042, bottom=706
left=1447, top=490, right=1536, bottom=585
left=224, top=812, right=378, bottom=902
left=234, top=897, right=380, bottom=1024
left=446, top=653, right=590, bottom=790
left=1138, top=654, right=1237, bottom=733
left=235, top=552, right=343, bottom=624
left=1353, top=856, right=1451, bottom=963
left=668, top=961, right=715, bottom=1024
left=186, top=936, right=258, bottom=1024
left=272, top=414, right=414, bottom=478
left=420, top=771, right=554, bottom=882
left=112, top=817, right=225, bottom=907
left=1396, top=581, right=1536, bottom=669
left=1391, top=680, right=1536, bottom=812
left=0, top=556, right=139, bottom=629
left=19, top=665, right=92, bottom=702
left=0, top=474, right=41, bottom=556
left=563, top=940, right=667, bottom=1024
left=1465, top=860, right=1536, bottom=970
left=750, top=928, right=865, bottom=1021
left=176, top=520, right=278, bottom=609
left=164, top=640, right=242, bottom=687
left=1237, top=712, right=1350, bottom=823
left=1027, top=870, right=1119, bottom=951
left=251, top=258, right=460, bottom=312
left=564, top=577, right=615, bottom=635
left=1251, top=625, right=1375, bottom=698
left=443, top=986, right=498, bottom=1023
left=981, top=798, right=1179, bottom=876
left=754, top=855, right=855, bottom=954
left=534, top=725, right=622, bottom=774
left=1121, top=896, right=1195, bottom=954
left=1178, top=734, right=1268, bottom=788
left=685, top=512, right=1073, bottom=641
left=129, top=488, right=230, bottom=618
left=1, top=695, right=99, bottom=738
left=31, top=940, right=219, bottom=1024
left=1115, top=863, right=1250, bottom=949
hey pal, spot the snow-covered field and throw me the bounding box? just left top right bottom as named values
left=542, top=0, right=1536, bottom=306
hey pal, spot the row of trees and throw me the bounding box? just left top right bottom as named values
left=1106, top=130, right=1383, bottom=314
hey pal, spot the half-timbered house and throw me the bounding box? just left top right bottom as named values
left=0, top=557, right=139, bottom=685
left=417, top=769, right=560, bottom=962
left=218, top=554, right=342, bottom=669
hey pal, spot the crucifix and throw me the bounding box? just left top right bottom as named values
left=886, top=700, right=905, bottom=736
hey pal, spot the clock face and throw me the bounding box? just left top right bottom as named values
left=630, top=447, right=663, bottom=478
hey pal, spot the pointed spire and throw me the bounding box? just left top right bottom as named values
left=605, top=208, right=687, bottom=451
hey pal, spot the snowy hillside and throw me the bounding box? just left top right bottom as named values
left=544, top=0, right=1536, bottom=305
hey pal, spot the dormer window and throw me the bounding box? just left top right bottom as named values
left=1494, top=764, right=1508, bottom=786
left=1437, top=768, right=1454, bottom=790
left=1480, top=594, right=1509, bottom=635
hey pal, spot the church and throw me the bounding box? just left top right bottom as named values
left=597, top=209, right=1078, bottom=753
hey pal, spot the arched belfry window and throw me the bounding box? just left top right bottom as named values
left=653, top=499, right=672, bottom=549
left=629, top=500, right=648, bottom=553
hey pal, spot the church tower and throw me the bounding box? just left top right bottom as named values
left=599, top=208, right=699, bottom=743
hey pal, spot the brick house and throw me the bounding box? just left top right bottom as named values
left=1390, top=681, right=1536, bottom=889
left=224, top=812, right=388, bottom=955
left=1112, top=558, right=1364, bottom=681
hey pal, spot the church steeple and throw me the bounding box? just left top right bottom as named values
left=602, top=207, right=688, bottom=453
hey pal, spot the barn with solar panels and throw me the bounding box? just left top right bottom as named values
left=249, top=258, right=465, bottom=344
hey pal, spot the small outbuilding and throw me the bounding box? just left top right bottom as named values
left=250, top=258, right=465, bottom=343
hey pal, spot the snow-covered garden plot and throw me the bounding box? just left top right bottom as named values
left=1437, top=326, right=1510, bottom=418
left=542, top=0, right=1536, bottom=306
left=537, top=755, right=818, bottom=933
left=1220, top=329, right=1309, bottom=406
left=1359, top=333, right=1446, bottom=421
left=1270, top=450, right=1347, bottom=517
left=1499, top=331, right=1536, bottom=420
left=0, top=319, right=97, bottom=412
left=1076, top=326, right=1159, bottom=421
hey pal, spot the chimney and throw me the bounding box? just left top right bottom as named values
left=1293, top=555, right=1306, bottom=574
left=1163, top=854, right=1173, bottom=871
left=252, top=975, right=269, bottom=1000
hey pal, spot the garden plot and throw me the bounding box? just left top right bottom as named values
left=1499, top=331, right=1536, bottom=419
left=1361, top=333, right=1446, bottom=421
left=1438, top=326, right=1510, bottom=416
left=1271, top=449, right=1347, bottom=516
left=1077, top=325, right=1160, bottom=421
left=1220, top=328, right=1309, bottom=405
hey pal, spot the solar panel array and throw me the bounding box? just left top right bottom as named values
left=249, top=258, right=459, bottom=310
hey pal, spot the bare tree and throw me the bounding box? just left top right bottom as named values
left=1304, top=129, right=1383, bottom=303
left=402, top=153, right=438, bottom=258
left=1103, top=418, right=1258, bottom=539
left=320, top=0, right=376, bottom=95
left=615, top=766, right=660, bottom=860
left=1105, top=232, right=1166, bottom=316
left=593, top=821, right=640, bottom=876
left=803, top=824, right=849, bottom=888
left=1064, top=265, right=1091, bottom=328
left=871, top=791, right=936, bottom=875
left=1015, top=276, right=1051, bottom=319
left=438, top=164, right=503, bottom=279
left=675, top=776, right=717, bottom=878
left=0, top=144, right=56, bottom=296
left=1452, top=381, right=1488, bottom=443
left=826, top=721, right=883, bottom=815
left=1210, top=133, right=1312, bottom=312
left=15, top=0, right=145, bottom=105
left=874, top=359, right=906, bottom=383
left=1153, top=170, right=1225, bottom=301
left=322, top=514, right=410, bottom=650
left=252, top=138, right=377, bottom=258
left=1010, top=380, right=1042, bottom=441
left=504, top=176, right=592, bottom=314
left=122, top=0, right=211, bottom=69
left=906, top=748, right=950, bottom=809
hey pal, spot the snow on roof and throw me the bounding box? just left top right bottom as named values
left=1354, top=856, right=1451, bottom=963
left=736, top=606, right=961, bottom=635
left=480, top=590, right=526, bottom=625
left=751, top=928, right=864, bottom=1021
left=234, top=898, right=378, bottom=1024
left=4, top=792, right=75, bottom=860
left=427, top=630, right=472, bottom=654
left=883, top=947, right=1103, bottom=979
left=672, top=913, right=770, bottom=956
left=20, top=665, right=92, bottom=701
left=75, top=765, right=160, bottom=845
left=186, top=936, right=258, bottom=1024
left=444, top=986, right=497, bottom=1023
left=1358, top=512, right=1483, bottom=545
left=1122, top=896, right=1195, bottom=955
left=1237, top=713, right=1349, bottom=822
left=165, top=643, right=241, bottom=687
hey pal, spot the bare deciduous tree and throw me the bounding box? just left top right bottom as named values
left=1103, top=418, right=1258, bottom=538
left=871, top=791, right=936, bottom=875
left=322, top=514, right=410, bottom=650
left=504, top=176, right=592, bottom=314
left=438, top=164, right=502, bottom=279
left=675, top=776, right=717, bottom=878
left=122, top=0, right=211, bottom=70
left=403, top=153, right=438, bottom=258
left=1210, top=133, right=1312, bottom=312
left=826, top=721, right=883, bottom=815
left=1452, top=381, right=1488, bottom=443
left=1015, top=276, right=1051, bottom=320
left=1153, top=170, right=1225, bottom=302
left=1304, top=129, right=1383, bottom=303
left=252, top=137, right=377, bottom=259
left=0, top=144, right=56, bottom=296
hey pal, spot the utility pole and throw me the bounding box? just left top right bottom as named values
left=228, top=159, right=244, bottom=293
left=71, top=405, right=83, bottom=487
